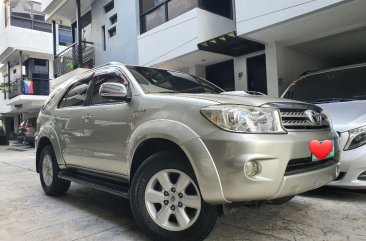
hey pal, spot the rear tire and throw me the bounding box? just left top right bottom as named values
left=39, top=145, right=70, bottom=196
left=130, top=151, right=218, bottom=241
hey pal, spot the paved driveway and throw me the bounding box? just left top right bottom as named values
left=0, top=146, right=365, bottom=241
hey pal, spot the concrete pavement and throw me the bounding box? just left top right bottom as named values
left=0, top=145, right=365, bottom=241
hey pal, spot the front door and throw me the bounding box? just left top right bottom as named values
left=55, top=77, right=91, bottom=166
left=247, top=54, right=268, bottom=94
left=81, top=70, right=132, bottom=176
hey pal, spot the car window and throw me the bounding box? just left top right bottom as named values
left=284, top=66, right=366, bottom=103
left=59, top=79, right=90, bottom=108
left=126, top=66, right=223, bottom=94
left=91, top=74, right=128, bottom=105
left=29, top=118, right=37, bottom=127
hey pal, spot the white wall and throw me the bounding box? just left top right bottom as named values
left=236, top=0, right=345, bottom=36
left=138, top=8, right=235, bottom=67
left=0, top=92, right=11, bottom=114
left=265, top=43, right=334, bottom=97
left=277, top=46, right=334, bottom=94
left=0, top=26, right=53, bottom=59
left=92, top=0, right=139, bottom=66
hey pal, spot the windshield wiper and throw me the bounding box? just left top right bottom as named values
left=311, top=98, right=358, bottom=104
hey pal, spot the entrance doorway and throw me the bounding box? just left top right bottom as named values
left=206, top=60, right=235, bottom=91
left=247, top=54, right=267, bottom=94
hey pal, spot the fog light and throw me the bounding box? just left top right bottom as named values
left=245, top=161, right=260, bottom=177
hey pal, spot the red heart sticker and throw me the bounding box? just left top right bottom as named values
left=309, top=140, right=333, bottom=160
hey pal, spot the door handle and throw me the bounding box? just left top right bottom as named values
left=82, top=114, right=91, bottom=123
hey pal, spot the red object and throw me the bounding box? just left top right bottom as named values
left=309, top=140, right=333, bottom=160
left=29, top=81, right=34, bottom=95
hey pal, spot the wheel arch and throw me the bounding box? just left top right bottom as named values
left=36, top=126, right=64, bottom=173
left=128, top=120, right=228, bottom=204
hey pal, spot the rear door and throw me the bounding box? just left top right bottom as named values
left=54, top=76, right=93, bottom=166
left=81, top=68, right=132, bottom=176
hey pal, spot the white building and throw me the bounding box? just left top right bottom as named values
left=0, top=0, right=54, bottom=144
left=41, top=0, right=139, bottom=87
left=138, top=0, right=366, bottom=96
left=41, top=0, right=366, bottom=99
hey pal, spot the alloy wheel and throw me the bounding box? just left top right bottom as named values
left=144, top=169, right=201, bottom=231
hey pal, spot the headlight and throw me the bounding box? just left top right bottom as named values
left=200, top=105, right=286, bottom=134
left=344, top=126, right=366, bottom=150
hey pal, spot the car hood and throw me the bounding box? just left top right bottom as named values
left=157, top=93, right=305, bottom=107
left=318, top=100, right=366, bottom=132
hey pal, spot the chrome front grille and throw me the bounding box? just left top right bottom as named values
left=264, top=102, right=331, bottom=131
left=280, top=110, right=331, bottom=130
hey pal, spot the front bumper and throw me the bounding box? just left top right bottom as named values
left=328, top=131, right=366, bottom=189
left=200, top=129, right=340, bottom=203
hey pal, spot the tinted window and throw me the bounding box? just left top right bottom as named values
left=28, top=118, right=37, bottom=127
left=200, top=0, right=232, bottom=19
left=59, top=79, right=90, bottom=108
left=168, top=0, right=198, bottom=20
left=127, top=66, right=223, bottom=94
left=104, top=1, right=114, bottom=13
left=91, top=75, right=128, bottom=105
left=284, top=66, right=366, bottom=103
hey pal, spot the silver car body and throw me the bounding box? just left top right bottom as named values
left=319, top=100, right=366, bottom=189
left=282, top=63, right=366, bottom=189
left=36, top=63, right=340, bottom=204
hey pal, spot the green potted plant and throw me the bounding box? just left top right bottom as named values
left=0, top=82, right=9, bottom=97
left=8, top=132, right=18, bottom=146
left=66, top=60, right=78, bottom=71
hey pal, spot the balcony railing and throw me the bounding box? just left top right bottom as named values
left=8, top=78, right=50, bottom=99
left=10, top=15, right=52, bottom=33
left=54, top=42, right=95, bottom=78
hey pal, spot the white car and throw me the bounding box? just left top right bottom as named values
left=282, top=63, right=366, bottom=189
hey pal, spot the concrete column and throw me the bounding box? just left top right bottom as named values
left=76, top=0, right=83, bottom=67
left=265, top=43, right=280, bottom=97
left=19, top=51, right=23, bottom=79
left=234, top=56, right=248, bottom=91
left=48, top=59, right=54, bottom=91
left=52, top=21, right=57, bottom=58
left=7, top=62, right=10, bottom=86
left=13, top=115, right=19, bottom=132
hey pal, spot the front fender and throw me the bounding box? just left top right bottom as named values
left=37, top=124, right=65, bottom=167
left=127, top=119, right=229, bottom=204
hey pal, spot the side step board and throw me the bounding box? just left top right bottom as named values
left=58, top=170, right=130, bottom=199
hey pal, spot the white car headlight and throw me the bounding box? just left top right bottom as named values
left=344, top=126, right=366, bottom=150
left=200, top=105, right=286, bottom=134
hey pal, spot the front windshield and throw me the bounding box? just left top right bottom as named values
left=126, top=66, right=224, bottom=94
left=283, top=66, right=366, bottom=103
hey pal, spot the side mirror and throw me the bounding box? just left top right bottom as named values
left=99, top=83, right=129, bottom=100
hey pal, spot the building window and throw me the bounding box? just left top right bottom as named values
left=110, top=14, right=117, bottom=25
left=108, top=26, right=116, bottom=38
left=200, top=0, right=233, bottom=19
left=7, top=1, right=52, bottom=32
left=71, top=11, right=92, bottom=43
left=102, top=26, right=106, bottom=51
left=58, top=25, right=73, bottom=46
left=139, top=0, right=232, bottom=33
left=104, top=1, right=114, bottom=13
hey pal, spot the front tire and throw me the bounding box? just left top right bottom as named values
left=39, top=145, right=70, bottom=196
left=267, top=195, right=295, bottom=205
left=130, top=151, right=218, bottom=241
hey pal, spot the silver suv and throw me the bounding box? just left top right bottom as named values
left=36, top=62, right=340, bottom=241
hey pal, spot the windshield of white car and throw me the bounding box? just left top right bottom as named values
left=283, top=66, right=366, bottom=103
left=126, top=66, right=224, bottom=94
